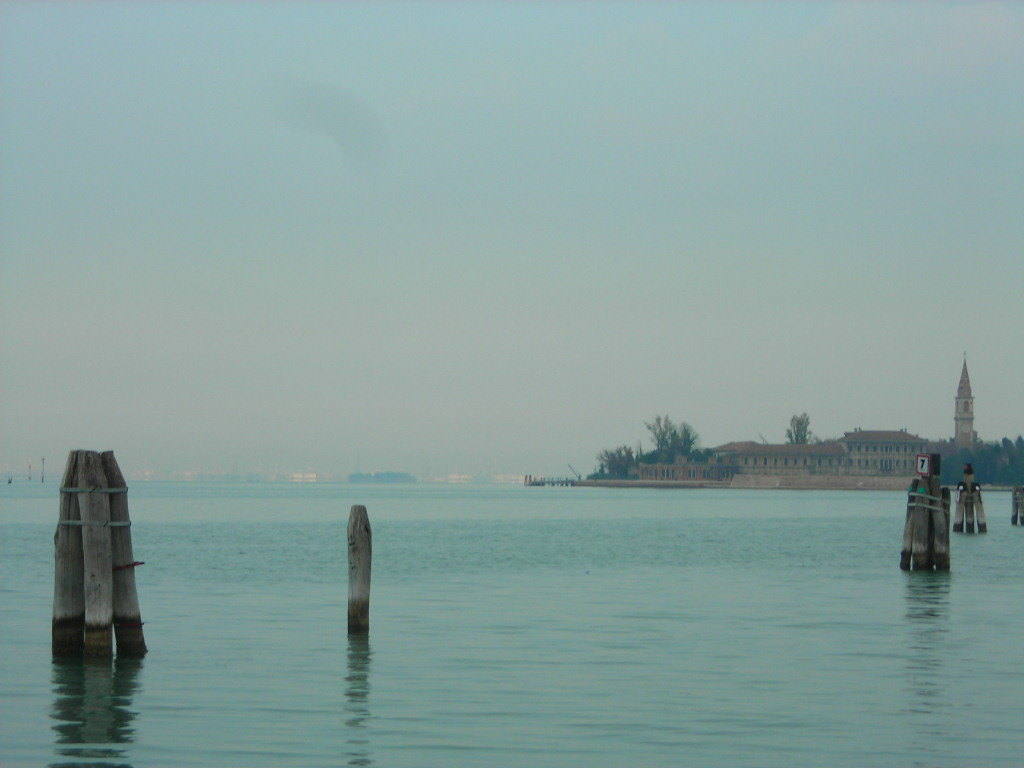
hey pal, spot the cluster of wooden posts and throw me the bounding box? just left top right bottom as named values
left=52, top=450, right=146, bottom=657
left=900, top=455, right=950, bottom=571
left=954, top=467, right=987, bottom=533
left=47, top=448, right=1024, bottom=651
left=1012, top=487, right=1024, bottom=527
left=52, top=454, right=374, bottom=654
left=901, top=455, right=1024, bottom=571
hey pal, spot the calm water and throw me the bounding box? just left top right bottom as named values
left=2, top=482, right=1023, bottom=767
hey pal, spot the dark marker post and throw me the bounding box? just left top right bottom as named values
left=348, top=505, right=372, bottom=634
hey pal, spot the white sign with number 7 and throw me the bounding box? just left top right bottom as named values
left=916, top=454, right=931, bottom=476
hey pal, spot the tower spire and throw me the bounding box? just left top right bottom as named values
left=957, top=355, right=972, bottom=398
left=954, top=355, right=975, bottom=447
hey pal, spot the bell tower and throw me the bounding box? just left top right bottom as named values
left=954, top=355, right=975, bottom=448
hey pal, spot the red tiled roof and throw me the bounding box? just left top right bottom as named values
left=841, top=430, right=925, bottom=443
left=714, top=440, right=847, bottom=456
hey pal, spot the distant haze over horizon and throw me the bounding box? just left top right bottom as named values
left=2, top=2, right=1023, bottom=478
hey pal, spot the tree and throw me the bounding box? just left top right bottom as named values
left=594, top=445, right=636, bottom=479
left=786, top=413, right=812, bottom=444
left=673, top=421, right=700, bottom=458
left=645, top=415, right=676, bottom=456
left=643, top=416, right=700, bottom=463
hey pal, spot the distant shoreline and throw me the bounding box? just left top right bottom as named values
left=578, top=476, right=1020, bottom=492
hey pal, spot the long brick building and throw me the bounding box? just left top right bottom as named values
left=637, top=429, right=929, bottom=482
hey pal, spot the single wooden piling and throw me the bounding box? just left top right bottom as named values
left=910, top=478, right=933, bottom=571
left=1013, top=487, right=1024, bottom=526
left=933, top=486, right=951, bottom=571
left=347, top=505, right=372, bottom=634
left=53, top=450, right=85, bottom=656
left=77, top=451, right=113, bottom=657
left=953, top=489, right=965, bottom=532
left=101, top=451, right=146, bottom=656
left=899, top=478, right=917, bottom=570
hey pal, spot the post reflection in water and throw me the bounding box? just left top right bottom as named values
left=345, top=633, right=373, bottom=767
left=50, top=656, right=142, bottom=768
left=903, top=573, right=951, bottom=759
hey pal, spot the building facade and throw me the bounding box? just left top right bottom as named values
left=712, top=429, right=929, bottom=477
left=711, top=441, right=847, bottom=476
left=838, top=429, right=931, bottom=475
left=636, top=429, right=930, bottom=481
left=634, top=460, right=734, bottom=482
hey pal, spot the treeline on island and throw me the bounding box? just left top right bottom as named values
left=940, top=437, right=1024, bottom=486
left=590, top=413, right=816, bottom=480
left=590, top=416, right=709, bottom=480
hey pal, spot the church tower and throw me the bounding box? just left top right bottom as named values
left=954, top=356, right=976, bottom=448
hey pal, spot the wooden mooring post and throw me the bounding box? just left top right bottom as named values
left=900, top=453, right=949, bottom=571
left=1011, top=487, right=1024, bottom=526
left=347, top=505, right=372, bottom=634
left=53, top=451, right=85, bottom=655
left=102, top=452, right=146, bottom=656
left=52, top=450, right=146, bottom=657
left=954, top=463, right=986, bottom=534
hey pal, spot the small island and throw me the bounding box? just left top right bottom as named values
left=583, top=361, right=1024, bottom=489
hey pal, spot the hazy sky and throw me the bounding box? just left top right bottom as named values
left=2, top=2, right=1023, bottom=478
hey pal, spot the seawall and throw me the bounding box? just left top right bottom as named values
left=578, top=474, right=913, bottom=491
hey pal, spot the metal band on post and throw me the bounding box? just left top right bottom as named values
left=60, top=487, right=128, bottom=494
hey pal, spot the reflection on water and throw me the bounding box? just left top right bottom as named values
left=50, top=657, right=142, bottom=768
left=345, top=633, right=373, bottom=767
left=903, top=573, right=950, bottom=762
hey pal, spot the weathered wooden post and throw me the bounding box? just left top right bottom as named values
left=347, top=505, right=372, bottom=634
left=899, top=477, right=917, bottom=571
left=934, top=487, right=951, bottom=571
left=901, top=453, right=948, bottom=571
left=101, top=451, right=146, bottom=656
left=961, top=481, right=974, bottom=534
left=1013, top=487, right=1024, bottom=526
left=976, top=486, right=987, bottom=533
left=77, top=451, right=114, bottom=656
left=955, top=463, right=986, bottom=534
left=953, top=483, right=965, bottom=532
left=53, top=451, right=85, bottom=656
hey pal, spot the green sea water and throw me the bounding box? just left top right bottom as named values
left=2, top=482, right=1023, bottom=767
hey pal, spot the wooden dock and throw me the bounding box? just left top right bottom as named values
left=524, top=475, right=577, bottom=487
